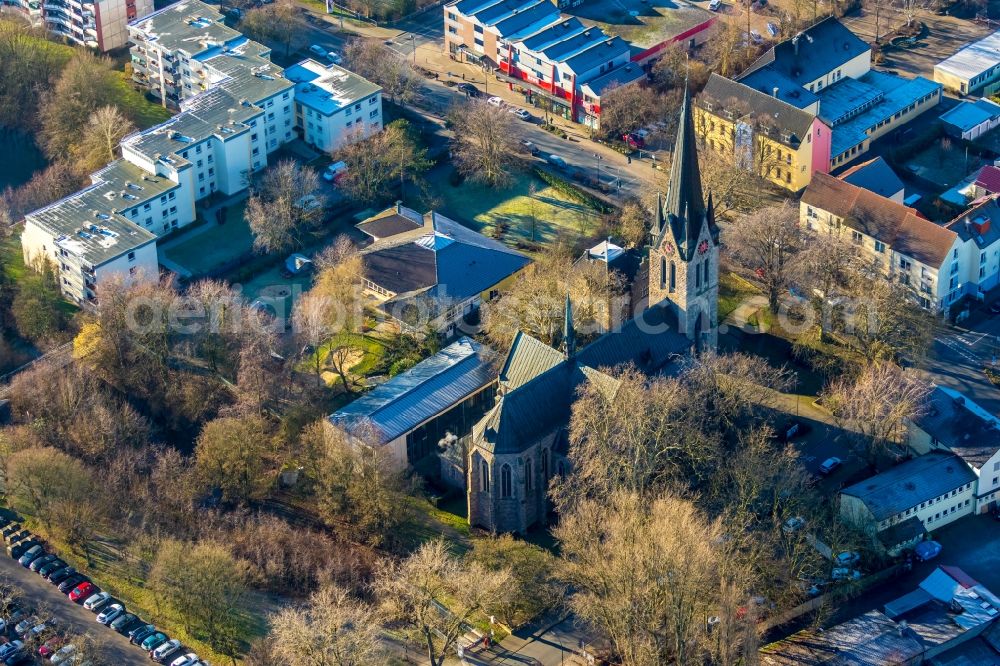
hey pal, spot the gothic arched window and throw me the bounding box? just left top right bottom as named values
left=669, top=262, right=677, bottom=293
left=660, top=256, right=667, bottom=289
left=481, top=460, right=490, bottom=494
left=501, top=464, right=512, bottom=498
left=525, top=459, right=533, bottom=492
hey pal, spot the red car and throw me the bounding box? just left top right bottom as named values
left=68, top=581, right=97, bottom=603
left=622, top=132, right=645, bottom=149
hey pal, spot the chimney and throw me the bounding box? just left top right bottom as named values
left=773, top=87, right=780, bottom=98
left=395, top=200, right=402, bottom=214
left=898, top=620, right=909, bottom=637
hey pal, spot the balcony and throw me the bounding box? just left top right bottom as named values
left=45, top=13, right=73, bottom=28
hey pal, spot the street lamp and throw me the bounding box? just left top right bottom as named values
left=408, top=34, right=416, bottom=65
left=594, top=152, right=602, bottom=183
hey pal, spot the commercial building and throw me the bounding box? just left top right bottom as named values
left=840, top=451, right=977, bottom=553
left=800, top=172, right=1000, bottom=311
left=22, top=0, right=382, bottom=304
left=36, top=0, right=151, bottom=51
left=908, top=386, right=1000, bottom=515
left=934, top=29, right=1000, bottom=97
left=696, top=17, right=941, bottom=191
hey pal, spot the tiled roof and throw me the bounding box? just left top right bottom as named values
left=840, top=451, right=977, bottom=521
left=330, top=337, right=496, bottom=443
left=499, top=331, right=566, bottom=391
left=356, top=212, right=423, bottom=240
left=802, top=172, right=956, bottom=267
left=759, top=610, right=924, bottom=665
left=910, top=386, right=1000, bottom=469
left=698, top=73, right=817, bottom=149
left=743, top=17, right=871, bottom=88
left=975, top=165, right=1000, bottom=194
left=839, top=157, right=905, bottom=199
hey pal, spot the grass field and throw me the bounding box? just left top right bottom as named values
left=1, top=228, right=27, bottom=283
left=718, top=271, right=760, bottom=320
left=161, top=203, right=254, bottom=276
left=427, top=168, right=605, bottom=254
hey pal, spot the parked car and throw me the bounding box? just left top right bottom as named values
left=749, top=29, right=763, bottom=44
left=28, top=620, right=57, bottom=642
left=142, top=632, right=170, bottom=652
left=456, top=82, right=480, bottom=97
left=37, top=636, right=65, bottom=659
left=778, top=420, right=812, bottom=442
left=546, top=154, right=568, bottom=169
left=58, top=575, right=88, bottom=594
left=83, top=592, right=112, bottom=612
left=835, top=551, right=860, bottom=567
left=68, top=582, right=97, bottom=603
left=170, top=652, right=200, bottom=666
left=326, top=50, right=342, bottom=64
left=96, top=604, right=124, bottom=626
left=28, top=553, right=56, bottom=573
left=766, top=21, right=779, bottom=36
left=520, top=139, right=539, bottom=155
left=0, top=609, right=26, bottom=634
left=308, top=44, right=328, bottom=59
left=818, top=457, right=842, bottom=475
left=152, top=639, right=183, bottom=662
left=17, top=545, right=44, bottom=567
left=322, top=160, right=347, bottom=183
left=0, top=641, right=23, bottom=662
left=129, top=624, right=156, bottom=645
left=708, top=0, right=721, bottom=9
left=782, top=516, right=806, bottom=533
left=49, top=644, right=76, bottom=665
left=9, top=540, right=38, bottom=559
left=12, top=617, right=35, bottom=638
left=508, top=107, right=531, bottom=121
left=622, top=132, right=645, bottom=149
left=37, top=559, right=66, bottom=577
left=831, top=567, right=861, bottom=581
left=0, top=525, right=22, bottom=542
left=47, top=567, right=76, bottom=585
left=915, top=540, right=942, bottom=561
left=111, top=612, right=143, bottom=635
left=486, top=96, right=504, bottom=107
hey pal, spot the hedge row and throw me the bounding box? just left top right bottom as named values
left=532, top=167, right=615, bottom=214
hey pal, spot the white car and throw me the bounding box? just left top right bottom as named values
left=308, top=44, right=328, bottom=59
left=96, top=603, right=124, bottom=625
left=486, top=96, right=504, bottom=107
left=50, top=644, right=77, bottom=665
left=171, top=652, right=200, bottom=666
left=835, top=551, right=860, bottom=567
left=323, top=161, right=347, bottom=182
left=782, top=516, right=806, bottom=533
left=326, top=50, right=342, bottom=64
left=83, top=591, right=111, bottom=611
left=152, top=639, right=182, bottom=661
left=709, top=0, right=721, bottom=9
left=508, top=107, right=531, bottom=120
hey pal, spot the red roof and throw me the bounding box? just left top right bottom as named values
left=940, top=565, right=978, bottom=589
left=975, top=165, right=1000, bottom=194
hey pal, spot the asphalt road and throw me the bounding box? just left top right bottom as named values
left=0, top=553, right=147, bottom=665
left=920, top=307, right=1000, bottom=416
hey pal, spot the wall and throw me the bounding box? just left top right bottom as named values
left=803, top=50, right=871, bottom=92
left=93, top=240, right=159, bottom=293
left=302, top=92, right=382, bottom=153
left=810, top=118, right=832, bottom=176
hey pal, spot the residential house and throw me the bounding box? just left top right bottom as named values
left=284, top=59, right=383, bottom=152
left=934, top=29, right=1000, bottom=96
left=356, top=205, right=531, bottom=336
left=696, top=17, right=941, bottom=190
left=329, top=337, right=497, bottom=479
left=839, top=451, right=977, bottom=554
left=467, top=90, right=719, bottom=534
left=908, top=386, right=1000, bottom=515
left=760, top=567, right=1000, bottom=665
left=41, top=0, right=151, bottom=51
left=972, top=165, right=1000, bottom=200
left=940, top=98, right=1000, bottom=141
left=839, top=156, right=905, bottom=203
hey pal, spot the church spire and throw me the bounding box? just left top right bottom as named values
left=663, top=83, right=706, bottom=256
left=562, top=293, right=575, bottom=358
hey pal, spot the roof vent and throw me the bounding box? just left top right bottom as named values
left=772, top=87, right=779, bottom=98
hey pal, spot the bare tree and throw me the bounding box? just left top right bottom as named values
left=843, top=267, right=935, bottom=362
left=897, top=0, right=927, bottom=26
left=726, top=201, right=805, bottom=312
left=798, top=230, right=859, bottom=339
left=333, top=120, right=429, bottom=204
left=304, top=242, right=364, bottom=391
left=616, top=199, right=649, bottom=249
left=293, top=292, right=337, bottom=386
left=598, top=83, right=664, bottom=141
left=270, top=585, right=384, bottom=666
left=239, top=0, right=304, bottom=57
left=450, top=101, right=522, bottom=188
left=74, top=105, right=137, bottom=175
left=375, top=539, right=512, bottom=666
left=245, top=159, right=324, bottom=254
left=344, top=40, right=421, bottom=104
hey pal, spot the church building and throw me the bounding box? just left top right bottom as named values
left=466, top=88, right=721, bottom=533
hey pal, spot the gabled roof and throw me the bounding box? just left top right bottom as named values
left=698, top=73, right=818, bottom=149
left=743, top=17, right=871, bottom=88
left=518, top=17, right=585, bottom=50
left=975, top=165, right=1000, bottom=194
left=500, top=331, right=566, bottom=391
left=910, top=386, right=1000, bottom=469
left=840, top=452, right=977, bottom=521
left=330, top=337, right=496, bottom=443
left=839, top=157, right=905, bottom=199
left=802, top=172, right=956, bottom=267
left=934, top=28, right=1000, bottom=81
left=356, top=208, right=424, bottom=240
left=759, top=610, right=924, bottom=665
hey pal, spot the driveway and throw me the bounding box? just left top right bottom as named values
left=0, top=553, right=147, bottom=664
left=921, top=310, right=1000, bottom=415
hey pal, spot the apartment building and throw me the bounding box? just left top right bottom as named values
left=444, top=0, right=645, bottom=127
left=800, top=172, right=1000, bottom=312
left=696, top=17, right=941, bottom=191
left=284, top=59, right=383, bottom=152
left=36, top=0, right=150, bottom=51
left=23, top=0, right=382, bottom=304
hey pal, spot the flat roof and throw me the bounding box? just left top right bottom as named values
left=939, top=98, right=1000, bottom=132
left=567, top=0, right=713, bottom=52
left=935, top=28, right=1000, bottom=81
left=130, top=0, right=242, bottom=55
left=26, top=160, right=164, bottom=266
left=330, top=337, right=496, bottom=443
left=840, top=451, right=977, bottom=521
left=283, top=59, right=381, bottom=116
left=580, top=62, right=644, bottom=96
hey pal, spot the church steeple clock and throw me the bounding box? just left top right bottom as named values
left=648, top=85, right=720, bottom=352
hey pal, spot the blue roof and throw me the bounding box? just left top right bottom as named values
left=473, top=0, right=548, bottom=27
left=939, top=99, right=1000, bottom=133
left=330, top=337, right=495, bottom=443
left=840, top=157, right=905, bottom=199
left=492, top=1, right=559, bottom=37
left=519, top=17, right=585, bottom=50
left=564, top=36, right=630, bottom=73
left=816, top=76, right=885, bottom=126
left=738, top=68, right=820, bottom=109
left=742, top=17, right=870, bottom=88
left=826, top=71, right=941, bottom=158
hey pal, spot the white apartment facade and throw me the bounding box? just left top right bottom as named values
left=36, top=0, right=150, bottom=50
left=284, top=59, right=383, bottom=152
left=23, top=0, right=382, bottom=304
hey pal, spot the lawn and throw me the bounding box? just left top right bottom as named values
left=426, top=168, right=605, bottom=254
left=304, top=332, right=388, bottom=387
left=1, top=228, right=27, bottom=282
left=161, top=202, right=255, bottom=276
left=115, top=73, right=172, bottom=129
left=718, top=271, right=761, bottom=321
